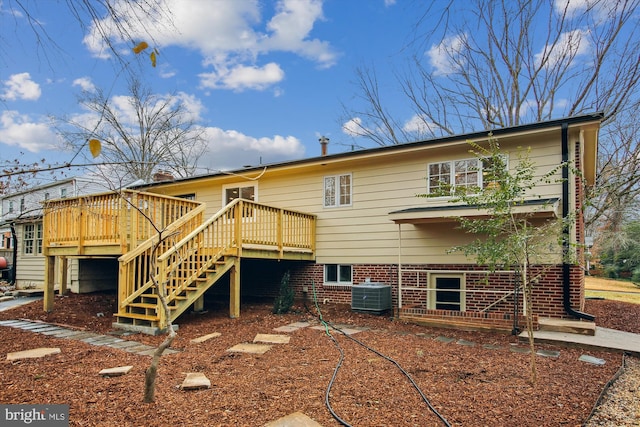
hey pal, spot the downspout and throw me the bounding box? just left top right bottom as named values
left=561, top=123, right=595, bottom=321
left=10, top=222, right=17, bottom=285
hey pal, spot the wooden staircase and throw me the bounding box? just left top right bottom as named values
left=114, top=255, right=235, bottom=334
left=112, top=198, right=316, bottom=334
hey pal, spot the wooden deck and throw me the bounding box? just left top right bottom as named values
left=42, top=191, right=316, bottom=333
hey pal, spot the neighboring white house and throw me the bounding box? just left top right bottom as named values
left=0, top=177, right=106, bottom=290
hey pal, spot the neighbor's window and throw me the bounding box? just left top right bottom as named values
left=324, top=264, right=352, bottom=286
left=8, top=201, right=13, bottom=213
left=20, top=198, right=25, bottom=212
left=324, top=174, right=352, bottom=207
left=60, top=188, right=67, bottom=198
left=24, top=223, right=43, bottom=255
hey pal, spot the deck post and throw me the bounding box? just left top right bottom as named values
left=58, top=256, right=68, bottom=295
left=229, top=257, right=240, bottom=318
left=194, top=295, right=204, bottom=312
left=43, top=256, right=55, bottom=312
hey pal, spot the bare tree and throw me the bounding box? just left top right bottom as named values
left=1, top=0, right=171, bottom=72
left=59, top=77, right=208, bottom=184
left=344, top=0, right=640, bottom=237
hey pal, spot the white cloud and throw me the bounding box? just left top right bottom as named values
left=72, top=77, right=96, bottom=92
left=342, top=117, right=364, bottom=137
left=384, top=0, right=397, bottom=6
left=534, top=29, right=591, bottom=69
left=2, top=73, right=41, bottom=101
left=427, top=33, right=467, bottom=76
left=403, top=115, right=437, bottom=135
left=199, top=62, right=285, bottom=91
left=0, top=111, right=58, bottom=152
left=199, top=127, right=305, bottom=170
left=82, top=0, right=337, bottom=91
left=260, top=0, right=337, bottom=68
left=554, top=0, right=616, bottom=22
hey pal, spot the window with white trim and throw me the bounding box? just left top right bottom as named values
left=427, top=156, right=506, bottom=195
left=428, top=273, right=465, bottom=311
left=324, top=264, right=353, bottom=286
left=324, top=174, right=352, bottom=207
left=24, top=223, right=43, bottom=255
left=224, top=184, right=256, bottom=204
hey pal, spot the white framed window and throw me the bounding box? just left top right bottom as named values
left=428, top=273, right=466, bottom=311
left=324, top=174, right=352, bottom=207
left=8, top=201, right=13, bottom=213
left=427, top=156, right=507, bottom=195
left=23, top=223, right=43, bottom=255
left=324, top=264, right=353, bottom=286
left=60, top=188, right=67, bottom=198
left=223, top=184, right=257, bottom=205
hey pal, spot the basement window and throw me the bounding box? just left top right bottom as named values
left=324, top=264, right=352, bottom=286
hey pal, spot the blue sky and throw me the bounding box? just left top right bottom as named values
left=0, top=0, right=419, bottom=180
left=0, top=0, right=618, bottom=185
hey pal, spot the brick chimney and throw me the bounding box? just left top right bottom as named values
left=153, top=170, right=174, bottom=182
left=319, top=136, right=329, bottom=156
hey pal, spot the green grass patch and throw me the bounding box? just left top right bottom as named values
left=585, top=290, right=640, bottom=304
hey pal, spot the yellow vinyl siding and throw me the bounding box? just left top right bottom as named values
left=145, top=127, right=573, bottom=266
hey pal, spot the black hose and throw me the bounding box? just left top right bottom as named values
left=309, top=281, right=452, bottom=427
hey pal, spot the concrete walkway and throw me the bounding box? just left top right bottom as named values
left=0, top=319, right=179, bottom=356
left=521, top=327, right=640, bottom=356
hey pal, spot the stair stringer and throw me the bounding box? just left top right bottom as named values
left=167, top=256, right=236, bottom=324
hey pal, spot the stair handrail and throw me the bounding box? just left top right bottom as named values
left=117, top=201, right=206, bottom=309
left=156, top=199, right=243, bottom=303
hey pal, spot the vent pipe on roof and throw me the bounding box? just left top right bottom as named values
left=319, top=136, right=329, bottom=156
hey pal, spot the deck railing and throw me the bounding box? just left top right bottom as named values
left=119, top=198, right=316, bottom=316
left=43, top=190, right=202, bottom=254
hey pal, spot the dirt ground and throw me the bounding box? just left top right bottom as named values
left=0, top=293, right=636, bottom=427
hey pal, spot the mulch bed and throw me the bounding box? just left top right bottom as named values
left=0, top=293, right=636, bottom=426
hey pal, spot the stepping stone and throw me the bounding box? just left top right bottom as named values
left=39, top=328, right=68, bottom=335
left=536, top=349, right=561, bottom=358
left=99, top=365, right=133, bottom=377
left=310, top=325, right=363, bottom=335
left=136, top=348, right=160, bottom=356
left=0, top=296, right=15, bottom=302
left=579, top=355, right=606, bottom=365
left=29, top=325, right=60, bottom=333
left=273, top=325, right=300, bottom=333
left=456, top=339, right=476, bottom=347
left=191, top=332, right=221, bottom=344
left=288, top=322, right=311, bottom=328
left=123, top=344, right=155, bottom=353
left=509, top=346, right=531, bottom=354
left=227, top=343, right=272, bottom=354
left=435, top=336, right=455, bottom=343
left=265, top=411, right=323, bottom=427
left=107, top=341, right=145, bottom=350
left=482, top=344, right=503, bottom=351
left=57, top=330, right=90, bottom=339
left=181, top=373, right=210, bottom=390
left=87, top=337, right=123, bottom=346
left=254, top=333, right=290, bottom=344
left=7, top=347, right=61, bottom=361
left=0, top=320, right=29, bottom=326
left=17, top=323, right=51, bottom=330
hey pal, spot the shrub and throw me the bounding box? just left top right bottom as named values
left=272, top=271, right=294, bottom=314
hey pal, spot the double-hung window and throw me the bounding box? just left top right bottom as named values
left=324, top=174, right=352, bottom=207
left=428, top=156, right=506, bottom=195
left=24, top=223, right=43, bottom=255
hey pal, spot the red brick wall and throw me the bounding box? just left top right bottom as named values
left=289, top=262, right=585, bottom=328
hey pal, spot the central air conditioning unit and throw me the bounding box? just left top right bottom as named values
left=351, top=282, right=392, bottom=314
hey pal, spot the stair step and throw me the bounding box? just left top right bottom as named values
left=115, top=312, right=160, bottom=321
left=538, top=318, right=596, bottom=336
left=128, top=302, right=178, bottom=310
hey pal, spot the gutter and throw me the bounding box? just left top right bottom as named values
left=561, top=122, right=595, bottom=321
